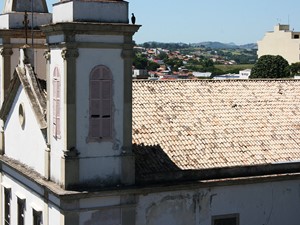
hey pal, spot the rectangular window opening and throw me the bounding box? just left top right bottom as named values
left=33, top=209, right=42, bottom=225
left=17, top=198, right=25, bottom=225
left=4, top=188, right=11, bottom=225
left=212, top=214, right=239, bottom=225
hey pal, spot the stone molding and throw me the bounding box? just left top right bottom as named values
left=61, top=47, right=79, bottom=60
left=0, top=48, right=13, bottom=57
left=43, top=49, right=51, bottom=61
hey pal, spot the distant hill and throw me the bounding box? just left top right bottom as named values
left=191, top=42, right=257, bottom=49
left=139, top=41, right=257, bottom=50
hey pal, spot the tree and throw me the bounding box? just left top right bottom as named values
left=290, top=62, right=300, bottom=75
left=250, top=55, right=290, bottom=79
left=133, top=53, right=148, bottom=69
left=147, top=61, right=160, bottom=71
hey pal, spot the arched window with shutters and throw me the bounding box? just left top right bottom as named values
left=53, top=67, right=61, bottom=139
left=89, top=65, right=113, bottom=140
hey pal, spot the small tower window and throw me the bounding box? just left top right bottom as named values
left=18, top=103, right=25, bottom=129
left=89, top=65, right=113, bottom=140
left=17, top=197, right=26, bottom=225
left=4, top=187, right=11, bottom=225
left=32, top=209, right=42, bottom=225
left=53, top=67, right=61, bottom=139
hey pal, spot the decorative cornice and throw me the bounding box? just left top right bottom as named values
left=63, top=147, right=79, bottom=158
left=61, top=47, right=79, bottom=60
left=43, top=49, right=51, bottom=61
left=0, top=48, right=13, bottom=57
left=41, top=23, right=141, bottom=36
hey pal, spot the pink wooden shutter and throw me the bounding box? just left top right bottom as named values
left=101, top=80, right=112, bottom=138
left=89, top=66, right=113, bottom=139
left=53, top=67, right=61, bottom=138
left=90, top=79, right=101, bottom=138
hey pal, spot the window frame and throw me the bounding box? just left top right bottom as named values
left=88, top=65, right=113, bottom=142
left=17, top=197, right=26, bottom=225
left=4, top=187, right=11, bottom=225
left=52, top=67, right=61, bottom=139
left=33, top=208, right=42, bottom=225
left=211, top=213, right=239, bottom=225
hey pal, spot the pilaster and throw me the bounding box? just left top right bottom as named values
left=0, top=46, right=13, bottom=100
left=120, top=34, right=135, bottom=185
left=61, top=46, right=80, bottom=190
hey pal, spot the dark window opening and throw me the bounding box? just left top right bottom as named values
left=4, top=188, right=11, bottom=225
left=33, top=209, right=42, bottom=225
left=212, top=214, right=239, bottom=225
left=18, top=198, right=26, bottom=225
left=294, top=34, right=299, bottom=39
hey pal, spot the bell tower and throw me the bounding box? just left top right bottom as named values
left=41, top=0, right=140, bottom=189
left=3, top=0, right=48, bottom=13
left=0, top=0, right=51, bottom=153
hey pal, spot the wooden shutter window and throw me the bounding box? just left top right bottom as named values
left=53, top=67, right=61, bottom=139
left=89, top=66, right=113, bottom=140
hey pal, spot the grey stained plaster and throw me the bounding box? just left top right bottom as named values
left=0, top=48, right=47, bottom=129
left=3, top=0, right=48, bottom=13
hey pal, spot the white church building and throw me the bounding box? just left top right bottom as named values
left=1, top=1, right=300, bottom=225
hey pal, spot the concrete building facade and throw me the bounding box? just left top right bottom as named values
left=257, top=24, right=300, bottom=64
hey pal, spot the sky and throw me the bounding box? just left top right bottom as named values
left=1, top=0, right=300, bottom=45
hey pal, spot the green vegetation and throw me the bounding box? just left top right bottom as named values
left=134, top=42, right=257, bottom=76
left=133, top=53, right=160, bottom=71
left=250, top=55, right=290, bottom=79
left=215, top=64, right=254, bottom=74
left=290, top=62, right=300, bottom=75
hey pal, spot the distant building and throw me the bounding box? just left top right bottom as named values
left=239, top=69, right=251, bottom=79
left=257, top=24, right=300, bottom=64
left=193, top=72, right=212, bottom=78
left=133, top=69, right=148, bottom=78
left=213, top=73, right=240, bottom=80
left=213, top=69, right=251, bottom=80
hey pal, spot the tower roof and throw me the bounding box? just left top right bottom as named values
left=3, top=0, right=49, bottom=13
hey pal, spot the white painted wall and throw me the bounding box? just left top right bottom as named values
left=1, top=170, right=61, bottom=225
left=136, top=179, right=300, bottom=225
left=0, top=13, right=51, bottom=29
left=76, top=47, right=125, bottom=184
left=53, top=1, right=128, bottom=23
left=4, top=86, right=47, bottom=176
left=75, top=35, right=123, bottom=44
left=0, top=51, right=3, bottom=105
left=258, top=24, right=300, bottom=64
left=49, top=48, right=65, bottom=184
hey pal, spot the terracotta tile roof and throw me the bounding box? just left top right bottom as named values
left=132, top=80, right=300, bottom=176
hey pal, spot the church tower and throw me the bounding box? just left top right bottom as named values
left=0, top=0, right=51, bottom=99
left=41, top=0, right=140, bottom=189
left=0, top=1, right=140, bottom=224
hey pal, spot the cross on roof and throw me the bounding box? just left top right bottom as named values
left=23, top=11, right=30, bottom=45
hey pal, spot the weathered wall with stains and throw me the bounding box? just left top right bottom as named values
left=136, top=179, right=300, bottom=225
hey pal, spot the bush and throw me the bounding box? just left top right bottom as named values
left=250, top=55, right=290, bottom=79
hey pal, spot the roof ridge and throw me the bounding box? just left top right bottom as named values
left=133, top=79, right=300, bottom=83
